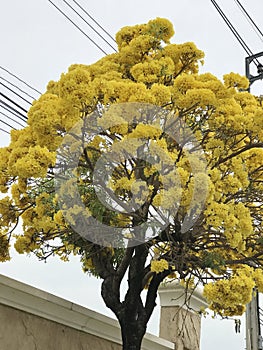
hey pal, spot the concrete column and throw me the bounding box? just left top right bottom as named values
left=158, top=281, right=207, bottom=350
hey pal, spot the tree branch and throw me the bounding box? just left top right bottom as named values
left=116, top=246, right=134, bottom=281
left=144, top=270, right=171, bottom=323
left=213, top=142, right=263, bottom=168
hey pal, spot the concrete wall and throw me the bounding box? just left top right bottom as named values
left=0, top=303, right=121, bottom=350
left=0, top=275, right=207, bottom=350
left=0, top=274, right=174, bottom=350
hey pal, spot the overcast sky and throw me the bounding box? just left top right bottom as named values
left=1, top=0, right=263, bottom=349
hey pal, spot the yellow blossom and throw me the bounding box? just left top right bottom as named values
left=151, top=259, right=169, bottom=273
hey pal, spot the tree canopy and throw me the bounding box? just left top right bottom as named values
left=0, top=17, right=262, bottom=350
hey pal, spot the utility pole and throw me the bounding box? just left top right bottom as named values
left=246, top=292, right=263, bottom=350
left=245, top=52, right=263, bottom=350
left=210, top=1, right=263, bottom=347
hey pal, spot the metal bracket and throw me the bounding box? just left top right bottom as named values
left=245, top=52, right=263, bottom=91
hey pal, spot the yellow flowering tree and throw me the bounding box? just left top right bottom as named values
left=0, top=18, right=263, bottom=350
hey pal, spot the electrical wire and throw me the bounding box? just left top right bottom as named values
left=211, top=0, right=262, bottom=70
left=47, top=0, right=109, bottom=55
left=0, top=111, right=26, bottom=128
left=0, top=2, right=118, bottom=134
left=71, top=0, right=116, bottom=43
left=0, top=76, right=36, bottom=100
left=234, top=0, right=263, bottom=43
left=61, top=0, right=117, bottom=52
left=0, top=104, right=26, bottom=123
left=0, top=128, right=10, bottom=135
left=0, top=92, right=28, bottom=114
left=0, top=82, right=32, bottom=105
left=0, top=119, right=16, bottom=130
left=0, top=66, right=41, bottom=95
left=211, top=0, right=255, bottom=58
left=0, top=100, right=27, bottom=122
left=0, top=104, right=27, bottom=124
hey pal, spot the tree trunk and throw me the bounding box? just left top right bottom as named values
left=119, top=315, right=146, bottom=350
left=102, top=275, right=147, bottom=350
left=121, top=334, right=144, bottom=350
left=100, top=244, right=170, bottom=350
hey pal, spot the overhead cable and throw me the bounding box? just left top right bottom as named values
left=72, top=0, right=116, bottom=43
left=0, top=82, right=32, bottom=105
left=211, top=0, right=254, bottom=57
left=211, top=0, right=261, bottom=69
left=234, top=0, right=263, bottom=43
left=0, top=104, right=27, bottom=123
left=0, top=111, right=26, bottom=128
left=0, top=128, right=10, bottom=135
left=0, top=76, right=36, bottom=100
left=0, top=119, right=16, bottom=130
left=47, top=0, right=109, bottom=55
left=61, top=0, right=117, bottom=52
left=0, top=99, right=27, bottom=122
left=0, top=66, right=41, bottom=95
left=0, top=92, right=28, bottom=115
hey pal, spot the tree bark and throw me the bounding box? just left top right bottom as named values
left=100, top=238, right=173, bottom=350
left=102, top=276, right=147, bottom=350
left=119, top=320, right=145, bottom=350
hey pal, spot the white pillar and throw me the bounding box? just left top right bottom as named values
left=158, top=281, right=207, bottom=350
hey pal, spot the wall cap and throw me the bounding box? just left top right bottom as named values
left=158, top=280, right=208, bottom=312
left=0, top=274, right=174, bottom=350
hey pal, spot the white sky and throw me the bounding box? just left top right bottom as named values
left=1, top=0, right=263, bottom=349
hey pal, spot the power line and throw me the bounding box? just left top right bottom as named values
left=0, top=92, right=28, bottom=115
left=0, top=104, right=27, bottom=123
left=0, top=82, right=32, bottom=105
left=0, top=104, right=26, bottom=123
left=47, top=0, right=109, bottom=55
left=0, top=103, right=27, bottom=123
left=0, top=71, right=38, bottom=133
left=211, top=0, right=254, bottom=57
left=210, top=0, right=262, bottom=70
left=234, top=0, right=263, bottom=43
left=0, top=1, right=117, bottom=135
left=72, top=0, right=116, bottom=43
left=0, top=119, right=16, bottom=130
left=0, top=66, right=42, bottom=95
left=0, top=111, right=26, bottom=128
left=0, top=100, right=27, bottom=122
left=61, top=0, right=117, bottom=52
left=0, top=102, right=28, bottom=123
left=0, top=76, right=36, bottom=100
left=0, top=128, right=10, bottom=135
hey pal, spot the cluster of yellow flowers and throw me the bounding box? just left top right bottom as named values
left=204, top=266, right=263, bottom=316
left=0, top=232, right=10, bottom=262
left=150, top=259, right=169, bottom=273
